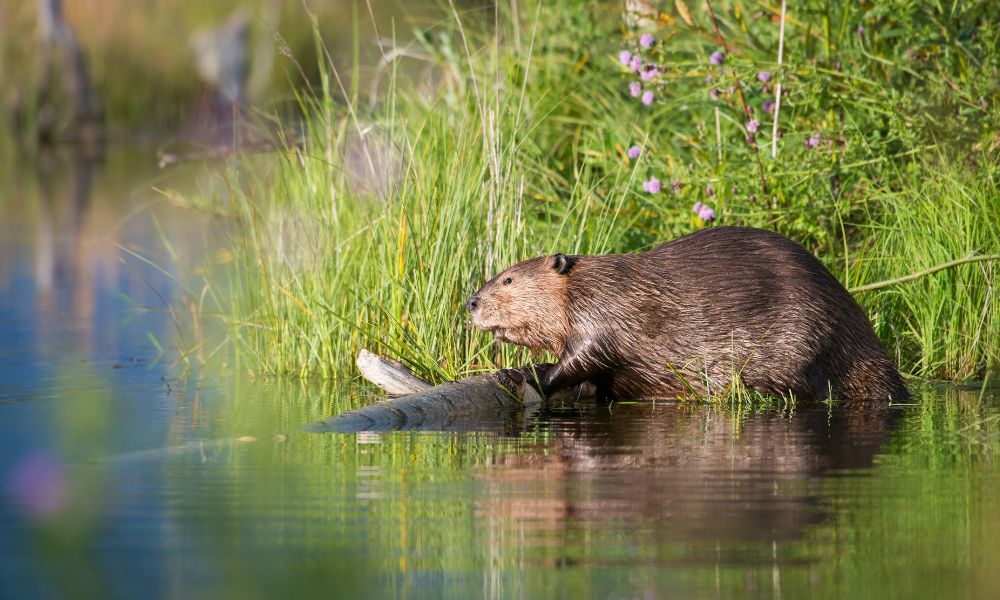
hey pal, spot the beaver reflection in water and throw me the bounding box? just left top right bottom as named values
left=466, top=226, right=908, bottom=402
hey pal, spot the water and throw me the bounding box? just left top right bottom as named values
left=2, top=149, right=999, bottom=599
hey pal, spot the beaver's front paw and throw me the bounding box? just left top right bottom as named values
left=497, top=364, right=553, bottom=393
left=497, top=367, right=525, bottom=385
left=521, top=364, right=556, bottom=389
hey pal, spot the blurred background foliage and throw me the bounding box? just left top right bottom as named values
left=0, top=0, right=465, bottom=147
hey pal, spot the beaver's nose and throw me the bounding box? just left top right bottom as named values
left=465, top=295, right=480, bottom=312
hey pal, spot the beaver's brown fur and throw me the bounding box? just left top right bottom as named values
left=466, top=226, right=908, bottom=401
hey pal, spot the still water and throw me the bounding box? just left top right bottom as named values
left=1, top=149, right=999, bottom=599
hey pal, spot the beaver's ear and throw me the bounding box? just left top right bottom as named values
left=551, top=253, right=575, bottom=275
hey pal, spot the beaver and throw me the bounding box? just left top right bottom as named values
left=466, top=226, right=909, bottom=402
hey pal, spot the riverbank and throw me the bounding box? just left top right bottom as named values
left=168, top=0, right=998, bottom=385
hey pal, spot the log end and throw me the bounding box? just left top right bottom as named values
left=356, top=349, right=433, bottom=396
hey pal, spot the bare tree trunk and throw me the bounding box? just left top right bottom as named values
left=36, top=0, right=100, bottom=139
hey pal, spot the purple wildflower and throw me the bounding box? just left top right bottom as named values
left=710, top=50, right=725, bottom=65
left=746, top=119, right=760, bottom=133
left=619, top=50, right=633, bottom=66
left=5, top=452, right=66, bottom=519
left=763, top=99, right=775, bottom=114
left=709, top=88, right=719, bottom=101
left=629, top=81, right=642, bottom=97
left=629, top=55, right=643, bottom=73
left=641, top=90, right=655, bottom=105
left=671, top=181, right=683, bottom=192
left=643, top=178, right=662, bottom=193
left=640, top=33, right=655, bottom=48
left=627, top=145, right=641, bottom=159
left=705, top=185, right=714, bottom=197
left=856, top=25, right=864, bottom=38
left=692, top=202, right=716, bottom=221
left=758, top=71, right=771, bottom=83
left=804, top=133, right=821, bottom=148
left=641, top=64, right=659, bottom=81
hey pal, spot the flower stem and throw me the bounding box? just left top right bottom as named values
left=771, top=0, right=787, bottom=159
left=849, top=254, right=1000, bottom=293
left=715, top=106, right=723, bottom=164
left=704, top=0, right=767, bottom=194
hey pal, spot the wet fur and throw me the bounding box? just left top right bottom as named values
left=468, top=226, right=909, bottom=401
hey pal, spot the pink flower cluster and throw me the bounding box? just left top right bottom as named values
left=620, top=39, right=664, bottom=107
left=693, top=202, right=716, bottom=221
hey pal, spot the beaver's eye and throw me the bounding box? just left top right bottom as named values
left=503, top=277, right=512, bottom=285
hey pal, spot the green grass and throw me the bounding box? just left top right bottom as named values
left=857, top=163, right=1000, bottom=380
left=170, top=0, right=999, bottom=386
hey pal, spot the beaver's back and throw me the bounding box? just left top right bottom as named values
left=568, top=227, right=907, bottom=401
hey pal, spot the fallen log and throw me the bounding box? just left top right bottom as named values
left=306, top=366, right=545, bottom=433
left=355, top=349, right=433, bottom=396
left=307, top=352, right=566, bottom=433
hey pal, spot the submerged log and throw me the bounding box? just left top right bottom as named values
left=307, top=352, right=567, bottom=433
left=307, top=366, right=544, bottom=433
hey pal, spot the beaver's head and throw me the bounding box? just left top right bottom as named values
left=466, top=254, right=575, bottom=355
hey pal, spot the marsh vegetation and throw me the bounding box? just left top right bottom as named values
left=137, top=0, right=1000, bottom=390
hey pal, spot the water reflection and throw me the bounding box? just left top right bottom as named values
left=32, top=150, right=96, bottom=312
left=1, top=146, right=208, bottom=376
left=474, top=401, right=900, bottom=549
